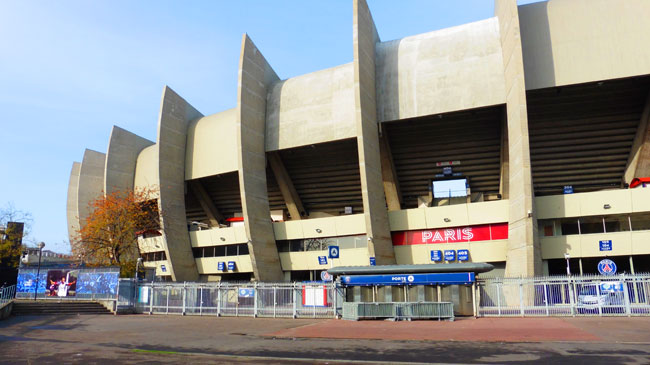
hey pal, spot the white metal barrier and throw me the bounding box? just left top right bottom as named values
left=0, top=285, right=16, bottom=306
left=477, top=274, right=650, bottom=317
left=134, top=281, right=340, bottom=319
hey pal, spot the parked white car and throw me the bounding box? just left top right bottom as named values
left=577, top=282, right=625, bottom=314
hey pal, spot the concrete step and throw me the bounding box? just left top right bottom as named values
left=12, top=301, right=112, bottom=316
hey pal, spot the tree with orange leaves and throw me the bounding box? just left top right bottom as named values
left=72, top=187, right=161, bottom=277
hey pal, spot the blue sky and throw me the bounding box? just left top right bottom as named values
left=0, top=1, right=542, bottom=253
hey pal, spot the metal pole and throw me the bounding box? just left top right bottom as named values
left=519, top=281, right=524, bottom=317
left=200, top=286, right=203, bottom=316
left=273, top=287, right=277, bottom=318
left=472, top=282, right=477, bottom=318
left=544, top=283, right=549, bottom=316
left=34, top=242, right=44, bottom=300
left=497, top=283, right=501, bottom=316
left=166, top=286, right=170, bottom=315
left=293, top=284, right=297, bottom=319
left=182, top=283, right=186, bottom=316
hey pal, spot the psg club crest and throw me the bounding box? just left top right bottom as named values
left=597, top=259, right=617, bottom=276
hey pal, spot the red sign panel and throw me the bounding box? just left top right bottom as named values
left=392, top=223, right=508, bottom=246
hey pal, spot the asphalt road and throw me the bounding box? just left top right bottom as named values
left=1, top=314, right=649, bottom=364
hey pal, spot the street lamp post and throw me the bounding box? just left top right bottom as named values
left=135, top=257, right=142, bottom=281
left=34, top=242, right=45, bottom=300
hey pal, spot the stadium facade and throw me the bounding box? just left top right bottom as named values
left=66, top=0, right=650, bottom=282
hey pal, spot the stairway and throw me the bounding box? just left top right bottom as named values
left=11, top=300, right=112, bottom=315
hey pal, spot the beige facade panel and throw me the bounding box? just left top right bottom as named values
left=189, top=226, right=247, bottom=247
left=196, top=255, right=253, bottom=274
left=138, top=236, right=165, bottom=254
left=66, top=162, right=81, bottom=243
left=266, top=63, right=356, bottom=151
left=156, top=86, right=202, bottom=282
left=143, top=261, right=172, bottom=276
left=353, top=0, right=396, bottom=265
left=279, top=248, right=369, bottom=271
left=535, top=189, right=650, bottom=219
left=272, top=214, right=366, bottom=241
left=394, top=240, right=508, bottom=265
left=104, top=126, right=154, bottom=195
left=519, top=0, right=650, bottom=90
left=185, top=108, right=238, bottom=180
left=77, top=149, right=106, bottom=226
left=376, top=18, right=506, bottom=123
left=541, top=231, right=650, bottom=259
left=388, top=201, right=509, bottom=232
left=134, top=144, right=159, bottom=191
left=236, top=34, right=284, bottom=281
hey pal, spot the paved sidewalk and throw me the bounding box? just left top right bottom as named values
left=1, top=314, right=650, bottom=364
left=266, top=316, right=650, bottom=343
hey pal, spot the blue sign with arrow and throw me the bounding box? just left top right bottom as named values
left=369, top=257, right=376, bottom=266
left=318, top=256, right=328, bottom=265
left=430, top=250, right=442, bottom=262
left=328, top=245, right=339, bottom=259
left=218, top=262, right=225, bottom=271
left=227, top=261, right=236, bottom=271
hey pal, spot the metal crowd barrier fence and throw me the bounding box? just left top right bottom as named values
left=342, top=302, right=454, bottom=321
left=0, top=285, right=16, bottom=306
left=133, top=281, right=340, bottom=319
left=477, top=274, right=650, bottom=317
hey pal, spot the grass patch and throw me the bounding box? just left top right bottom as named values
left=132, top=349, right=179, bottom=355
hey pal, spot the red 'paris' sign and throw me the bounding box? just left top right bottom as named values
left=391, top=223, right=508, bottom=245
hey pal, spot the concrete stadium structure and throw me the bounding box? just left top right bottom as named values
left=67, top=0, right=650, bottom=282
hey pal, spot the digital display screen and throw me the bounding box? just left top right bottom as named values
left=432, top=179, right=467, bottom=198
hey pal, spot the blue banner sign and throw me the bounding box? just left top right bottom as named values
left=599, top=240, right=612, bottom=251
left=341, top=272, right=475, bottom=286
left=227, top=261, right=236, bottom=271
left=457, top=249, right=469, bottom=261
left=563, top=185, right=574, bottom=194
left=369, top=257, right=376, bottom=266
left=218, top=262, right=225, bottom=271
left=598, top=259, right=617, bottom=276
left=444, top=250, right=456, bottom=261
left=600, top=282, right=624, bottom=292
left=238, top=288, right=254, bottom=298
left=430, top=250, right=442, bottom=262
left=318, top=256, right=328, bottom=265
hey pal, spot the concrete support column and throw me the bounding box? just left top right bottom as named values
left=156, top=86, right=202, bottom=282
left=623, top=91, right=650, bottom=183
left=353, top=0, right=396, bottom=265
left=495, top=0, right=541, bottom=277
left=236, top=34, right=284, bottom=281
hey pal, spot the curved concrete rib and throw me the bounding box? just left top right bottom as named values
left=66, top=162, right=81, bottom=243
left=104, top=126, right=154, bottom=195
left=156, top=86, right=202, bottom=282
left=237, top=34, right=284, bottom=281
left=77, top=149, right=106, bottom=232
